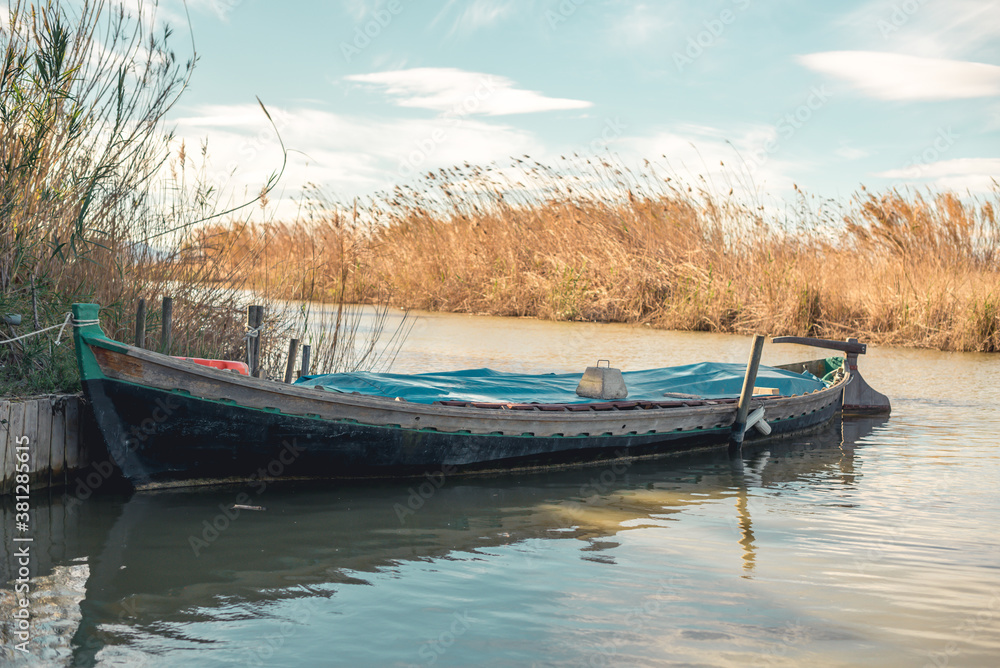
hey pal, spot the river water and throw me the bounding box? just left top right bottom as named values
left=2, top=311, right=999, bottom=667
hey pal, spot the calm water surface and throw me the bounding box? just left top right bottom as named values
left=2, top=311, right=999, bottom=667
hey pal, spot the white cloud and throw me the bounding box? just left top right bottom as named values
left=799, top=51, right=1000, bottom=101
left=840, top=0, right=1000, bottom=61
left=346, top=68, right=592, bottom=116
left=611, top=3, right=673, bottom=45
left=614, top=124, right=799, bottom=196
left=170, top=103, right=545, bottom=216
left=836, top=146, right=870, bottom=160
left=876, top=157, right=1000, bottom=192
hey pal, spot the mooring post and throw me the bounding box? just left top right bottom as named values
left=729, top=334, right=766, bottom=456
left=283, top=338, right=300, bottom=383
left=160, top=296, right=173, bottom=354
left=246, top=305, right=263, bottom=377
left=300, top=344, right=311, bottom=379
left=135, top=298, right=146, bottom=348
left=246, top=305, right=256, bottom=371
left=253, top=305, right=265, bottom=378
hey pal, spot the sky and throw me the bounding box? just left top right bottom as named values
left=146, top=0, right=1000, bottom=216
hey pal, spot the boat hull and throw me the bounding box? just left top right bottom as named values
left=70, top=303, right=853, bottom=489
left=83, top=376, right=842, bottom=488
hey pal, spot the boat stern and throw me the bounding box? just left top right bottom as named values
left=772, top=335, right=890, bottom=416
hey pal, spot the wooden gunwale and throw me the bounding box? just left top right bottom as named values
left=83, top=336, right=847, bottom=440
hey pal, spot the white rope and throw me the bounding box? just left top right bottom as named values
left=1, top=312, right=70, bottom=346
left=0, top=312, right=103, bottom=347
left=65, top=317, right=101, bottom=345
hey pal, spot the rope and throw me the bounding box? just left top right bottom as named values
left=0, top=312, right=103, bottom=347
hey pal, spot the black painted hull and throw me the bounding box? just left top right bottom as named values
left=84, top=377, right=841, bottom=488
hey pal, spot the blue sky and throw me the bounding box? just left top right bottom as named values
left=155, top=0, right=999, bottom=215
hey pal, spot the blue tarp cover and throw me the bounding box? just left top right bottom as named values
left=294, top=362, right=830, bottom=404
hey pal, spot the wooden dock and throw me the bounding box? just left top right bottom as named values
left=0, top=395, right=97, bottom=494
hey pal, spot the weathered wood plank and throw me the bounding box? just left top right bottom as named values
left=22, top=399, right=39, bottom=477
left=0, top=401, right=10, bottom=493
left=21, top=400, right=40, bottom=490
left=50, top=396, right=66, bottom=482
left=64, top=396, right=81, bottom=473
left=35, top=397, right=53, bottom=489
left=3, top=402, right=25, bottom=493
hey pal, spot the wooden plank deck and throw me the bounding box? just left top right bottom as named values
left=0, top=395, right=94, bottom=494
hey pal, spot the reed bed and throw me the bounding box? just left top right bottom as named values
left=0, top=1, right=403, bottom=395
left=206, top=160, right=1000, bottom=353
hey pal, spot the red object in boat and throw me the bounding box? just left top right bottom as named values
left=173, top=357, right=250, bottom=376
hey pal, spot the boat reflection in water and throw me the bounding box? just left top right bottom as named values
left=0, top=417, right=885, bottom=666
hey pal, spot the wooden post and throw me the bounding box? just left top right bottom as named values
left=135, top=298, right=146, bottom=348
left=3, top=402, right=25, bottom=493
left=22, top=400, right=38, bottom=484
left=729, top=335, right=766, bottom=456
left=300, top=344, right=311, bottom=378
left=35, top=398, right=52, bottom=488
left=283, top=339, right=300, bottom=383
left=254, top=305, right=266, bottom=378
left=160, top=296, right=173, bottom=354
left=246, top=305, right=255, bottom=371
left=64, top=396, right=80, bottom=473
left=246, top=305, right=264, bottom=377
left=246, top=305, right=256, bottom=371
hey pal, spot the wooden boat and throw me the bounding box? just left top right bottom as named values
left=70, top=303, right=889, bottom=489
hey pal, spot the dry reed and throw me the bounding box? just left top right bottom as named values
left=0, top=1, right=405, bottom=394
left=207, top=159, right=999, bottom=353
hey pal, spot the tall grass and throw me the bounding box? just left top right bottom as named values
left=209, top=159, right=1000, bottom=353
left=0, top=1, right=404, bottom=395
